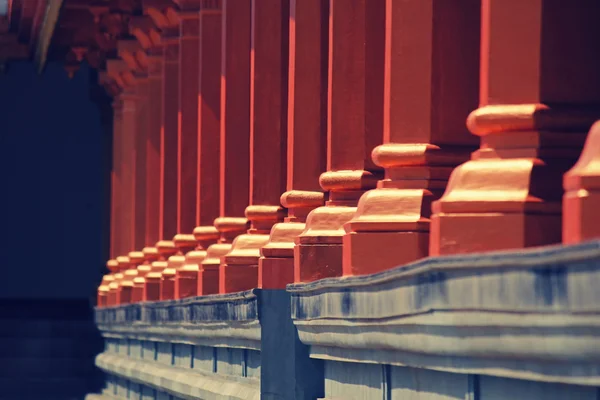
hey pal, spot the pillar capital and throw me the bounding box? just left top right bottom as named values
left=106, top=259, right=119, bottom=274
left=213, top=217, right=249, bottom=243
left=177, top=226, right=221, bottom=296
left=221, top=205, right=283, bottom=293
left=193, top=226, right=220, bottom=248
left=156, top=240, right=178, bottom=259
left=133, top=246, right=161, bottom=301
left=173, top=233, right=197, bottom=254
left=280, top=190, right=324, bottom=222
left=128, top=251, right=145, bottom=266
left=142, top=246, right=161, bottom=262
left=245, top=205, right=286, bottom=234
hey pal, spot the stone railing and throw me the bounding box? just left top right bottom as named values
left=89, top=289, right=323, bottom=400
left=88, top=239, right=600, bottom=399
left=92, top=291, right=261, bottom=400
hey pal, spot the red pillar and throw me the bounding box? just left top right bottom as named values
left=129, top=16, right=164, bottom=248
left=343, top=0, right=480, bottom=276
left=120, top=86, right=138, bottom=253
left=200, top=0, right=252, bottom=295
left=145, top=51, right=163, bottom=246
left=196, top=6, right=221, bottom=229
left=258, top=0, right=328, bottom=289
left=220, top=0, right=289, bottom=294
left=294, top=0, right=385, bottom=283
left=177, top=5, right=201, bottom=234
left=133, top=74, right=149, bottom=250
left=110, top=98, right=123, bottom=258
left=179, top=3, right=223, bottom=297
left=160, top=31, right=180, bottom=241
left=431, top=0, right=600, bottom=255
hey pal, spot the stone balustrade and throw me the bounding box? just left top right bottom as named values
left=88, top=239, right=600, bottom=399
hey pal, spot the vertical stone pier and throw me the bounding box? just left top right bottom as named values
left=431, top=0, right=600, bottom=255
left=220, top=0, right=289, bottom=293
left=343, top=0, right=480, bottom=275
left=294, top=0, right=385, bottom=283
left=258, top=0, right=328, bottom=289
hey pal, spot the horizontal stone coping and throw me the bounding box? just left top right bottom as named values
left=288, top=239, right=600, bottom=386
left=99, top=320, right=261, bottom=350
left=96, top=352, right=260, bottom=400
left=95, top=290, right=258, bottom=325
left=288, top=239, right=600, bottom=294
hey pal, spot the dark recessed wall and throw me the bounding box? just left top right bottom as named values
left=0, top=61, right=111, bottom=299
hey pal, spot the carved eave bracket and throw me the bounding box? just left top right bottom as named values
left=107, top=58, right=133, bottom=89
left=144, top=1, right=180, bottom=37
left=118, top=39, right=148, bottom=76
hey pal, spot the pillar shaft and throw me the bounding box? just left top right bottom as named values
left=221, top=0, right=289, bottom=294
left=294, top=0, right=385, bottom=283
left=258, top=0, right=328, bottom=289
left=110, top=99, right=124, bottom=258
left=178, top=9, right=201, bottom=234
left=431, top=0, right=600, bottom=255
left=343, top=0, right=480, bottom=276
left=200, top=0, right=252, bottom=295
left=146, top=53, right=163, bottom=246
left=179, top=4, right=223, bottom=298
left=121, top=89, right=139, bottom=253
left=196, top=7, right=222, bottom=227
left=133, top=75, right=149, bottom=250
left=219, top=0, right=250, bottom=219
left=160, top=36, right=180, bottom=240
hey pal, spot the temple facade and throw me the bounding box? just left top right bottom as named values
left=2, top=0, right=600, bottom=399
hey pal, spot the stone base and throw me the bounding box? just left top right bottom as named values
left=117, top=286, right=132, bottom=305
left=343, top=231, right=429, bottom=276
left=431, top=212, right=562, bottom=256
left=160, top=276, right=175, bottom=301
left=143, top=278, right=160, bottom=301
left=294, top=243, right=343, bottom=283
left=259, top=257, right=294, bottom=289
left=220, top=264, right=258, bottom=293
left=131, top=285, right=144, bottom=303
left=198, top=267, right=220, bottom=295
left=563, top=189, right=600, bottom=244
left=175, top=273, right=198, bottom=299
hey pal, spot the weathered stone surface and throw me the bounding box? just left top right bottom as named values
left=289, top=239, right=600, bottom=386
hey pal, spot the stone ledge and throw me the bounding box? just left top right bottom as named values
left=288, top=240, right=600, bottom=386
left=96, top=353, right=260, bottom=400
left=95, top=290, right=260, bottom=349
left=96, top=290, right=258, bottom=325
